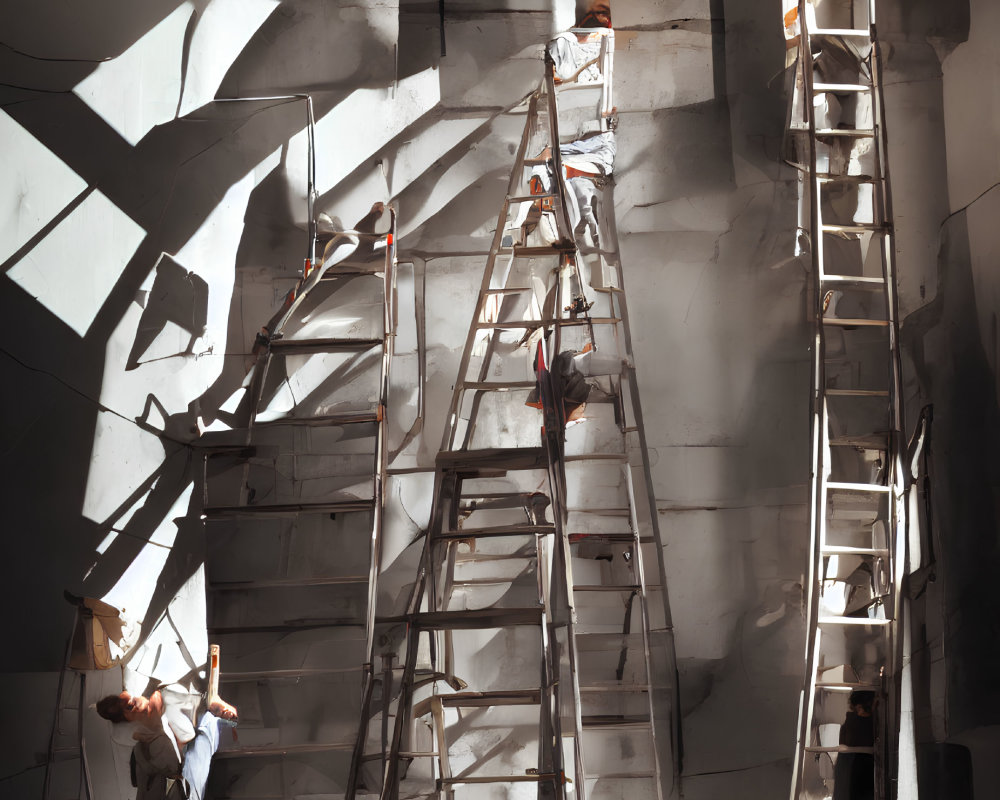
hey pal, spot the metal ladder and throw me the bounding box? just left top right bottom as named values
left=785, top=2, right=905, bottom=798
left=199, top=212, right=397, bottom=774
left=43, top=623, right=93, bottom=800
left=349, top=27, right=679, bottom=800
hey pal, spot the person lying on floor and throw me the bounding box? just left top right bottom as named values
left=97, top=685, right=237, bottom=800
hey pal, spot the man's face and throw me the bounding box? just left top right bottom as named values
left=589, top=3, right=611, bottom=26
left=119, top=691, right=149, bottom=722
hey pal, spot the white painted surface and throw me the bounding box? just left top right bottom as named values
left=7, top=191, right=146, bottom=336
left=74, top=4, right=193, bottom=145
left=0, top=112, right=87, bottom=265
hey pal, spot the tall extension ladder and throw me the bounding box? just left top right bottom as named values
left=785, top=2, right=906, bottom=798
left=349, top=27, right=680, bottom=800
left=200, top=211, right=397, bottom=778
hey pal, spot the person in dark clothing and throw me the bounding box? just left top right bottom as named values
left=833, top=690, right=875, bottom=800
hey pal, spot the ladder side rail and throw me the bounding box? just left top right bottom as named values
left=622, top=461, right=667, bottom=800
left=379, top=608, right=424, bottom=800
left=543, top=68, right=579, bottom=245
left=346, top=665, right=377, bottom=800
left=623, top=364, right=681, bottom=795
left=541, top=404, right=581, bottom=800
left=377, top=469, right=455, bottom=800
left=550, top=454, right=588, bottom=798
left=605, top=238, right=682, bottom=790
left=871, top=25, right=907, bottom=800
left=790, top=2, right=827, bottom=795
left=366, top=209, right=398, bottom=670
left=602, top=31, right=615, bottom=128
left=440, top=92, right=540, bottom=452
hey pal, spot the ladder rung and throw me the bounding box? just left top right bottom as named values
left=813, top=82, right=871, bottom=93
left=820, top=545, right=889, bottom=556
left=214, top=741, right=354, bottom=758
left=829, top=435, right=887, bottom=448
left=814, top=128, right=875, bottom=138
left=397, top=751, right=439, bottom=758
left=511, top=245, right=575, bottom=256
left=455, top=552, right=535, bottom=563
left=459, top=380, right=538, bottom=391
left=563, top=453, right=628, bottom=463
left=253, top=411, right=379, bottom=427
left=827, top=481, right=891, bottom=493
left=821, top=275, right=885, bottom=286
left=573, top=584, right=642, bottom=592
left=579, top=684, right=650, bottom=693
left=822, top=222, right=887, bottom=233
left=804, top=745, right=876, bottom=754
left=438, top=689, right=541, bottom=707
left=208, top=619, right=363, bottom=634
left=438, top=524, right=555, bottom=540
left=204, top=499, right=375, bottom=517
left=319, top=262, right=382, bottom=274
left=508, top=193, right=556, bottom=203
left=823, top=316, right=889, bottom=327
left=221, top=666, right=364, bottom=682
left=818, top=616, right=891, bottom=626
left=210, top=575, right=367, bottom=590
left=452, top=577, right=518, bottom=586
left=437, top=446, right=546, bottom=472
left=268, top=337, right=381, bottom=353
left=413, top=607, right=544, bottom=630
left=581, top=715, right=651, bottom=728
left=556, top=79, right=606, bottom=91
left=475, top=316, right=620, bottom=330
left=825, top=388, right=889, bottom=397
left=483, top=287, right=533, bottom=294
left=810, top=28, right=871, bottom=38
left=815, top=681, right=881, bottom=690
left=583, top=771, right=657, bottom=780
left=569, top=533, right=636, bottom=543
left=439, top=775, right=557, bottom=785
left=817, top=173, right=875, bottom=183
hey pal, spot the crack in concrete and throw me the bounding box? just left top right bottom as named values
left=940, top=180, right=1000, bottom=229
left=0, top=346, right=194, bottom=450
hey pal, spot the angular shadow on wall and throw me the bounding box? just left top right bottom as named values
left=126, top=255, right=209, bottom=371
left=0, top=101, right=313, bottom=670
left=900, top=209, right=1000, bottom=736
left=215, top=0, right=397, bottom=96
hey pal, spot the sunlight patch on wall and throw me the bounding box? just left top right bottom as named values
left=7, top=191, right=146, bottom=336
left=178, top=0, right=281, bottom=116
left=97, top=147, right=281, bottom=424
left=0, top=111, right=87, bottom=266
left=73, top=3, right=192, bottom=145
left=101, top=482, right=194, bottom=627
left=81, top=410, right=166, bottom=524
left=286, top=67, right=441, bottom=219
left=126, top=565, right=207, bottom=685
